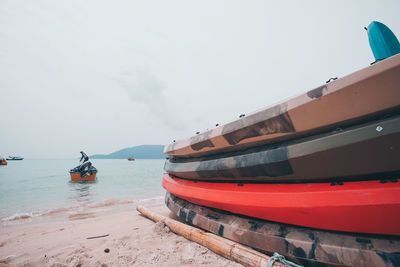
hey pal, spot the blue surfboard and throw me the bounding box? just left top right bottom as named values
left=367, top=21, right=400, bottom=62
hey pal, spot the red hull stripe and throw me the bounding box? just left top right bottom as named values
left=162, top=174, right=400, bottom=235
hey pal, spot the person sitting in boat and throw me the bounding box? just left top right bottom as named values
left=79, top=161, right=92, bottom=178
left=76, top=151, right=91, bottom=177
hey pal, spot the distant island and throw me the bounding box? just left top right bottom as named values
left=91, top=145, right=165, bottom=159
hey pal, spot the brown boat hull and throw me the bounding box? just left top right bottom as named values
left=70, top=172, right=97, bottom=182
left=165, top=54, right=400, bottom=158
left=165, top=192, right=400, bottom=267
left=165, top=115, right=400, bottom=182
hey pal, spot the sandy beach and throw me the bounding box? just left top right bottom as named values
left=0, top=198, right=242, bottom=267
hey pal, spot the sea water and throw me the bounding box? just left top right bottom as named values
left=0, top=159, right=165, bottom=221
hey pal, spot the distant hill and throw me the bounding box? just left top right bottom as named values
left=91, top=145, right=165, bottom=159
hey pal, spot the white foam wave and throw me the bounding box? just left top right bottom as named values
left=1, top=208, right=68, bottom=222
left=2, top=212, right=35, bottom=221
left=1, top=195, right=165, bottom=222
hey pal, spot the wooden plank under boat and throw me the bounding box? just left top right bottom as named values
left=164, top=53, right=400, bottom=158
left=165, top=192, right=400, bottom=267
left=162, top=173, right=400, bottom=235
left=165, top=115, right=400, bottom=182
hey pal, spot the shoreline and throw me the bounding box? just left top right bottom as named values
left=0, top=194, right=165, bottom=228
left=0, top=195, right=242, bottom=267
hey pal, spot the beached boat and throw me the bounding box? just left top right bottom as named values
left=162, top=173, right=400, bottom=235
left=161, top=22, right=400, bottom=265
left=165, top=115, right=400, bottom=182
left=69, top=167, right=98, bottom=182
left=6, top=156, right=23, bottom=160
left=165, top=192, right=400, bottom=267
left=165, top=53, right=400, bottom=158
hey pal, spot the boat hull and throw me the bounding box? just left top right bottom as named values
left=165, top=115, right=400, bottom=182
left=165, top=53, right=400, bottom=158
left=70, top=172, right=97, bottom=181
left=162, top=174, right=400, bottom=235
left=0, top=160, right=7, bottom=165
left=165, top=192, right=400, bottom=267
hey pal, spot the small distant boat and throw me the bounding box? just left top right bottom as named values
left=128, top=157, right=135, bottom=161
left=6, top=156, right=23, bottom=160
left=0, top=158, right=7, bottom=165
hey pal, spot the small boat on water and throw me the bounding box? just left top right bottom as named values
left=128, top=157, right=135, bottom=161
left=6, top=156, right=23, bottom=160
left=0, top=157, right=7, bottom=165
left=69, top=151, right=98, bottom=182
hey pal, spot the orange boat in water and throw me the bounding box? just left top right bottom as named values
left=69, top=153, right=98, bottom=181
left=0, top=158, right=7, bottom=165
left=128, top=157, right=135, bottom=161
left=69, top=170, right=97, bottom=181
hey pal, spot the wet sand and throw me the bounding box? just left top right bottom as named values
left=0, top=198, right=242, bottom=267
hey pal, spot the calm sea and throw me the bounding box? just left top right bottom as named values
left=0, top=159, right=165, bottom=221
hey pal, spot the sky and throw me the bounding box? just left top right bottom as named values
left=0, top=0, right=399, bottom=158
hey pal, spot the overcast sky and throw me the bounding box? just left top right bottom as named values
left=1, top=0, right=399, bottom=158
